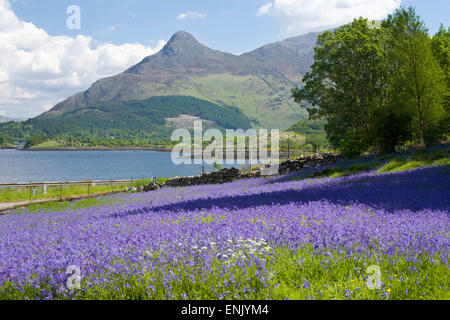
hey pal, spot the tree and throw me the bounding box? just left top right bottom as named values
left=24, top=134, right=47, bottom=149
left=432, top=24, right=450, bottom=84
left=431, top=24, right=450, bottom=136
left=385, top=7, right=446, bottom=145
left=0, top=134, right=12, bottom=148
left=370, top=107, right=412, bottom=153
left=306, top=134, right=328, bottom=153
left=293, top=18, right=389, bottom=157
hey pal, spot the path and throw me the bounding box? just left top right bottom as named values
left=0, top=199, right=55, bottom=212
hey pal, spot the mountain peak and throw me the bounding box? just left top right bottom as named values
left=168, top=31, right=198, bottom=42
left=162, top=31, right=208, bottom=57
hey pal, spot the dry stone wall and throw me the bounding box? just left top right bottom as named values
left=142, top=153, right=341, bottom=191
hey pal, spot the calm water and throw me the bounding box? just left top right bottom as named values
left=0, top=149, right=233, bottom=183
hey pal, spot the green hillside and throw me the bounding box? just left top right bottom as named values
left=0, top=96, right=254, bottom=145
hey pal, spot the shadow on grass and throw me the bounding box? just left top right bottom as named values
left=141, top=165, right=450, bottom=215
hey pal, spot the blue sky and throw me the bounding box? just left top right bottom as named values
left=10, top=0, right=449, bottom=54
left=1, top=0, right=448, bottom=118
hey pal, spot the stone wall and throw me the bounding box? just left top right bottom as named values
left=141, top=153, right=341, bottom=191
left=277, top=153, right=342, bottom=174
left=165, top=168, right=241, bottom=188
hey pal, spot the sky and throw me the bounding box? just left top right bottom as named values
left=0, top=0, right=448, bottom=118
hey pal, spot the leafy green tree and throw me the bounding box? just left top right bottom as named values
left=305, top=134, right=328, bottom=153
left=385, top=7, right=446, bottom=145
left=24, top=134, right=47, bottom=148
left=370, top=107, right=413, bottom=153
left=293, top=18, right=389, bottom=156
left=431, top=24, right=450, bottom=136
left=288, top=119, right=327, bottom=136
left=432, top=24, right=450, bottom=84
left=0, top=134, right=12, bottom=148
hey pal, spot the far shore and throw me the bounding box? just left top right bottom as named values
left=13, top=146, right=173, bottom=152
left=3, top=147, right=300, bottom=159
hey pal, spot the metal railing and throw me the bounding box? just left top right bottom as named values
left=0, top=179, right=137, bottom=203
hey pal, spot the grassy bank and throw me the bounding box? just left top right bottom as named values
left=292, top=144, right=449, bottom=180
left=0, top=183, right=128, bottom=203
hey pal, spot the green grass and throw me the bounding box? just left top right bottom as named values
left=0, top=177, right=169, bottom=204
left=31, top=140, right=63, bottom=148
left=377, top=148, right=450, bottom=173
left=14, top=197, right=124, bottom=214
left=292, top=145, right=450, bottom=181
left=131, top=177, right=170, bottom=189
left=131, top=178, right=153, bottom=189
left=0, top=183, right=129, bottom=203
left=309, top=163, right=379, bottom=179
left=135, top=74, right=307, bottom=129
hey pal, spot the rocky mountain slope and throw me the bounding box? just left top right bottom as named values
left=38, top=31, right=319, bottom=130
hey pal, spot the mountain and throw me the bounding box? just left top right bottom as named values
left=0, top=116, right=26, bottom=123
left=38, top=31, right=319, bottom=130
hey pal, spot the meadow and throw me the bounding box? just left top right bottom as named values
left=0, top=148, right=448, bottom=300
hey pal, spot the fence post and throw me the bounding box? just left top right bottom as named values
left=288, top=141, right=290, bottom=160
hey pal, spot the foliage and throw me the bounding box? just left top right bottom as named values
left=288, top=119, right=327, bottom=136
left=305, top=134, right=328, bottom=153
left=24, top=134, right=47, bottom=149
left=0, top=134, right=12, bottom=148
left=384, top=7, right=447, bottom=146
left=294, top=7, right=449, bottom=156
left=287, top=120, right=329, bottom=152
left=370, top=107, right=412, bottom=153
left=293, top=17, right=389, bottom=155
left=213, top=161, right=223, bottom=171
left=431, top=24, right=450, bottom=135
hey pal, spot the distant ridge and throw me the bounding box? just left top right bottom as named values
left=0, top=115, right=26, bottom=123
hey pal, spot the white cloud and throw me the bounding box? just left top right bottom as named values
left=177, top=11, right=207, bottom=20
left=257, top=3, right=273, bottom=16
left=257, top=0, right=401, bottom=36
left=0, top=0, right=166, bottom=118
